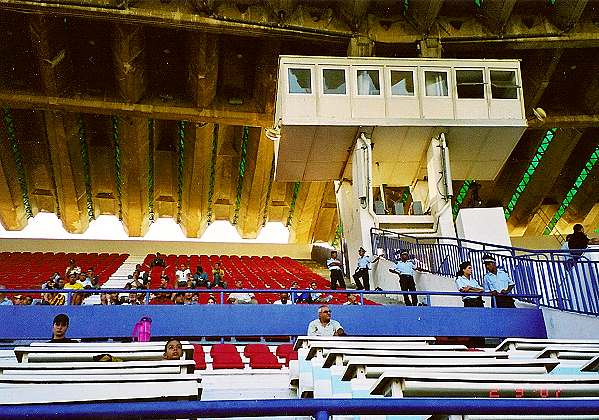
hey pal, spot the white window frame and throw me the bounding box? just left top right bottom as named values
left=454, top=68, right=486, bottom=100
left=422, top=68, right=451, bottom=98
left=286, top=66, right=314, bottom=96
left=320, top=67, right=349, bottom=96
left=354, top=67, right=383, bottom=97
left=488, top=68, right=520, bottom=100
left=387, top=67, right=417, bottom=97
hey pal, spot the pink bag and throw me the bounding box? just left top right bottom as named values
left=132, top=316, right=152, bottom=342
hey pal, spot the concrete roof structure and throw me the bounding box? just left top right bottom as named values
left=0, top=0, right=597, bottom=242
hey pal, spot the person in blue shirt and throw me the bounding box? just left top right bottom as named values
left=389, top=250, right=420, bottom=306
left=352, top=247, right=380, bottom=291
left=0, top=284, right=13, bottom=305
left=482, top=254, right=515, bottom=308
left=455, top=261, right=484, bottom=307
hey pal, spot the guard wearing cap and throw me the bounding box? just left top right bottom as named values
left=482, top=254, right=515, bottom=308
left=326, top=250, right=346, bottom=290
left=390, top=250, right=420, bottom=306
left=352, top=247, right=380, bottom=291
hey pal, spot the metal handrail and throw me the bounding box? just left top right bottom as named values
left=3, top=288, right=541, bottom=307
left=1, top=398, right=598, bottom=420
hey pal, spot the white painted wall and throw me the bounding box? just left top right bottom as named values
left=456, top=207, right=511, bottom=248
left=542, top=307, right=599, bottom=339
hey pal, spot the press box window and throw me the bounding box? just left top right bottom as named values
left=357, top=70, right=380, bottom=95
left=456, top=70, right=485, bottom=99
left=390, top=70, right=414, bottom=96
left=288, top=68, right=312, bottom=94
left=322, top=69, right=346, bottom=94
left=490, top=70, right=518, bottom=99
left=425, top=71, right=449, bottom=96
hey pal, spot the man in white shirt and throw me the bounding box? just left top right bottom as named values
left=228, top=279, right=256, bottom=304
left=353, top=247, right=380, bottom=291
left=175, top=264, right=191, bottom=285
left=307, top=305, right=345, bottom=336
left=326, top=250, right=346, bottom=290
left=389, top=250, right=420, bottom=306
left=272, top=292, right=291, bottom=305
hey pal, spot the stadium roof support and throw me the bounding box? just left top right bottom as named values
left=544, top=143, right=599, bottom=235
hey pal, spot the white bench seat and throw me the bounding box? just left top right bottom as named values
left=306, top=344, right=467, bottom=360
left=293, top=336, right=436, bottom=350
left=1, top=366, right=184, bottom=375
left=322, top=349, right=508, bottom=367
left=581, top=355, right=599, bottom=372
left=536, top=347, right=599, bottom=360
left=0, top=359, right=195, bottom=373
left=0, top=380, right=202, bottom=405
left=340, top=357, right=559, bottom=380
left=496, top=338, right=599, bottom=352
left=15, top=344, right=194, bottom=362
left=371, top=370, right=599, bottom=397
left=0, top=373, right=201, bottom=383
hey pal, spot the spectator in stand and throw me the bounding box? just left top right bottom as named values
left=151, top=291, right=172, bottom=305
left=482, top=254, right=515, bottom=308
left=65, top=259, right=81, bottom=277
left=56, top=277, right=65, bottom=290
left=290, top=281, right=308, bottom=303
left=309, top=281, right=330, bottom=303
left=343, top=293, right=359, bottom=305
left=228, top=279, right=257, bottom=304
left=206, top=296, right=217, bottom=305
left=99, top=293, right=109, bottom=305
left=175, top=264, right=191, bottom=285
left=63, top=272, right=84, bottom=305
left=353, top=247, right=380, bottom=291
left=23, top=295, right=33, bottom=305
left=185, top=273, right=194, bottom=289
left=49, top=314, right=77, bottom=343
left=273, top=292, right=291, bottom=305
left=307, top=304, right=344, bottom=336
left=135, top=264, right=149, bottom=284
left=47, top=290, right=66, bottom=306
left=211, top=262, right=227, bottom=288
left=173, top=292, right=185, bottom=305
left=150, top=252, right=167, bottom=268
left=194, top=266, right=209, bottom=288
left=390, top=250, right=420, bottom=306
left=159, top=275, right=170, bottom=289
left=42, top=277, right=56, bottom=290
left=108, top=292, right=122, bottom=305
left=85, top=267, right=95, bottom=282
left=163, top=338, right=183, bottom=360
left=184, top=292, right=197, bottom=305
left=326, top=250, right=346, bottom=290
left=455, top=261, right=484, bottom=307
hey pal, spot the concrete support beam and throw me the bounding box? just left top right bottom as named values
left=180, top=123, right=213, bottom=239
left=312, top=181, right=338, bottom=244
left=407, top=0, right=443, bottom=35
left=187, top=32, right=219, bottom=108
left=0, top=90, right=270, bottom=127
left=44, top=112, right=89, bottom=233
left=28, top=15, right=71, bottom=96
left=347, top=35, right=374, bottom=57
left=253, top=41, right=280, bottom=116
left=527, top=113, right=599, bottom=129
left=0, top=136, right=27, bottom=231
left=522, top=49, right=564, bottom=109
left=119, top=117, right=150, bottom=237
left=288, top=181, right=327, bottom=244
left=582, top=203, right=599, bottom=234
left=507, top=128, right=583, bottom=232
left=481, top=0, right=517, bottom=34
left=112, top=23, right=146, bottom=103
left=235, top=128, right=274, bottom=239
left=552, top=0, right=588, bottom=32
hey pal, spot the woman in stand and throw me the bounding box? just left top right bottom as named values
left=455, top=261, right=484, bottom=307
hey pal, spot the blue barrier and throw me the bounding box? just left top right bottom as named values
left=1, top=398, right=599, bottom=419
left=0, top=304, right=547, bottom=340
left=372, top=228, right=599, bottom=316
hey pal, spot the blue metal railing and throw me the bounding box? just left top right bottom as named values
left=7, top=288, right=541, bottom=308
left=1, top=398, right=599, bottom=419
left=372, top=228, right=599, bottom=316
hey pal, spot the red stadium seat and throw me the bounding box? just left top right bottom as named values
left=275, top=344, right=294, bottom=359
left=210, top=343, right=238, bottom=356
left=243, top=344, right=271, bottom=357
left=192, top=344, right=207, bottom=370
left=249, top=352, right=282, bottom=369
left=211, top=352, right=244, bottom=369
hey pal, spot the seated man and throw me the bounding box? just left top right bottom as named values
left=175, top=264, right=190, bottom=285
left=308, top=281, right=331, bottom=303
left=307, top=304, right=344, bottom=336
left=193, top=266, right=210, bottom=288
left=290, top=281, right=309, bottom=303
left=150, top=252, right=167, bottom=268
left=343, top=293, right=360, bottom=305
left=49, top=313, right=77, bottom=343
left=163, top=338, right=183, bottom=360
left=211, top=262, right=227, bottom=288
left=228, top=279, right=257, bottom=304
left=272, top=292, right=291, bottom=305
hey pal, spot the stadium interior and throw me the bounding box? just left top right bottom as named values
left=0, top=0, right=599, bottom=419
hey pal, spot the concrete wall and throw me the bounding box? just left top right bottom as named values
left=542, top=307, right=599, bottom=339
left=510, top=235, right=563, bottom=250
left=456, top=207, right=511, bottom=248
left=0, top=238, right=312, bottom=259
